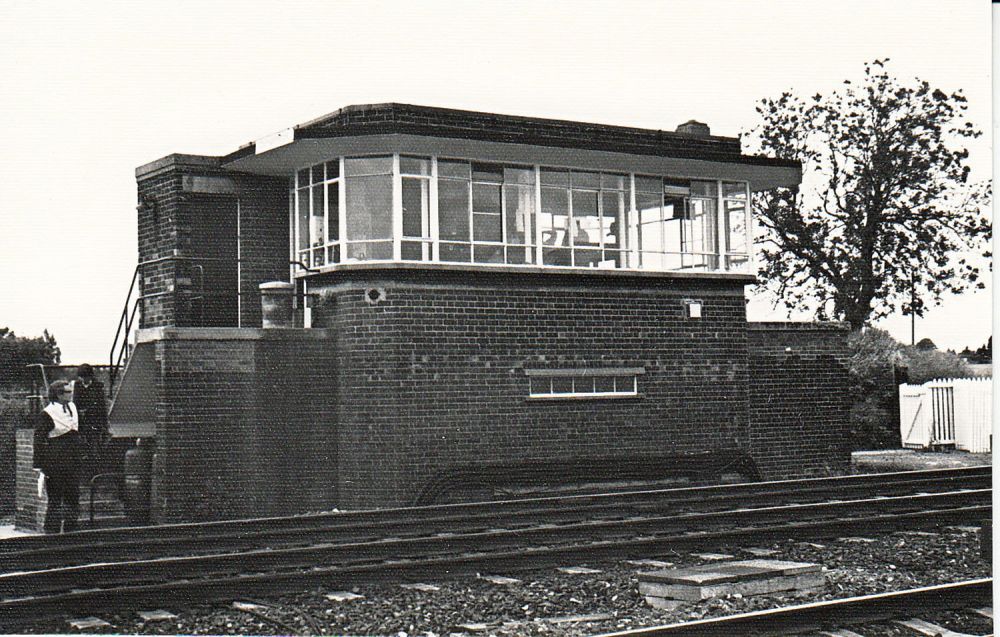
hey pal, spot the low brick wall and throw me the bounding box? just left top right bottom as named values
left=15, top=428, right=45, bottom=532
left=747, top=322, right=852, bottom=478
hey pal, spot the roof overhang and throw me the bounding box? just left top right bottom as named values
left=224, top=133, right=801, bottom=192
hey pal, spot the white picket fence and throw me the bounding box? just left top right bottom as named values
left=899, top=378, right=992, bottom=452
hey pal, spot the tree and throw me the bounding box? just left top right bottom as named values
left=0, top=327, right=61, bottom=390
left=746, top=60, right=991, bottom=329
left=914, top=337, right=937, bottom=351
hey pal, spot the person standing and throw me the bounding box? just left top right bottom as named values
left=74, top=364, right=109, bottom=476
left=33, top=380, right=83, bottom=533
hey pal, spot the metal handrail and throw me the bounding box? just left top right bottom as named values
left=107, top=256, right=308, bottom=393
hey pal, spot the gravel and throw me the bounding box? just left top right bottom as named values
left=12, top=526, right=990, bottom=636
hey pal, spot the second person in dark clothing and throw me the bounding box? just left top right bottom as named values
left=74, top=364, right=109, bottom=478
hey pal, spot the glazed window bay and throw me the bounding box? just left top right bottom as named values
left=294, top=156, right=750, bottom=274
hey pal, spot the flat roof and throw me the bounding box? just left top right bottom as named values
left=222, top=103, right=799, bottom=170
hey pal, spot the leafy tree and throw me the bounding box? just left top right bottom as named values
left=0, top=327, right=61, bottom=390
left=746, top=59, right=991, bottom=329
left=914, top=337, right=937, bottom=351
left=903, top=345, right=973, bottom=384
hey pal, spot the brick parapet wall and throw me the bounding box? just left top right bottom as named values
left=312, top=270, right=753, bottom=509
left=234, top=174, right=291, bottom=328
left=147, top=328, right=337, bottom=523
left=747, top=322, right=852, bottom=478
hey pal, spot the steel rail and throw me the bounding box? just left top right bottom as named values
left=0, top=504, right=988, bottom=630
left=1, top=490, right=989, bottom=599
left=4, top=470, right=989, bottom=573
left=594, top=578, right=993, bottom=636
left=0, top=466, right=988, bottom=561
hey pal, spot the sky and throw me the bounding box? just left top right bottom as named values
left=0, top=0, right=991, bottom=363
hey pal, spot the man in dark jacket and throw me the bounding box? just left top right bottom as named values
left=34, top=380, right=83, bottom=533
left=73, top=364, right=109, bottom=478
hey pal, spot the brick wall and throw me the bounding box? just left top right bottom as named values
left=136, top=156, right=290, bottom=330
left=747, top=322, right=852, bottom=478
left=311, top=268, right=753, bottom=509
left=234, top=174, right=291, bottom=328
left=15, top=429, right=45, bottom=531
left=147, top=328, right=337, bottom=523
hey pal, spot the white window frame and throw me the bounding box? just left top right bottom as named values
left=525, top=368, right=644, bottom=400
left=288, top=156, right=748, bottom=276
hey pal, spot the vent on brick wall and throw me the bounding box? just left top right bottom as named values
left=365, top=288, right=386, bottom=305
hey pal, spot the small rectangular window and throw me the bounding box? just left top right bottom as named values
left=525, top=368, right=643, bottom=399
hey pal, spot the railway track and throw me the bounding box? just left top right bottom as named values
left=0, top=467, right=989, bottom=629
left=595, top=578, right=993, bottom=636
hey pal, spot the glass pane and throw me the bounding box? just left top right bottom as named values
left=551, top=377, right=573, bottom=394
left=440, top=242, right=471, bottom=262
left=506, top=245, right=533, bottom=265
left=571, top=190, right=599, bottom=246
left=438, top=159, right=471, bottom=179
left=662, top=195, right=685, bottom=257
left=725, top=199, right=747, bottom=255
left=504, top=166, right=535, bottom=185
left=473, top=212, right=502, bottom=242
left=327, top=244, right=340, bottom=264
left=311, top=185, right=325, bottom=247
left=296, top=168, right=309, bottom=188
left=504, top=184, right=535, bottom=245
left=636, top=192, right=663, bottom=270
left=691, top=180, right=718, bottom=197
left=312, top=247, right=325, bottom=267
left=402, top=178, right=429, bottom=238
left=540, top=168, right=569, bottom=187
left=401, top=240, right=427, bottom=261
left=601, top=191, right=623, bottom=250
left=311, top=164, right=324, bottom=184
left=686, top=198, right=719, bottom=269
left=594, top=376, right=615, bottom=393
left=573, top=249, right=602, bottom=267
left=723, top=181, right=746, bottom=199
left=635, top=175, right=662, bottom=193
left=296, top=190, right=309, bottom=251
left=530, top=377, right=550, bottom=395
left=438, top=179, right=470, bottom=241
left=326, top=160, right=340, bottom=180
left=614, top=376, right=635, bottom=393
left=571, top=171, right=600, bottom=189
left=472, top=183, right=502, bottom=213
left=601, top=173, right=626, bottom=190
left=573, top=377, right=595, bottom=393
left=327, top=182, right=340, bottom=240
left=346, top=240, right=392, bottom=261
left=400, top=156, right=431, bottom=176
left=344, top=156, right=393, bottom=176
left=345, top=174, right=393, bottom=242
left=663, top=179, right=690, bottom=196
left=473, top=244, right=504, bottom=263
left=541, top=187, right=570, bottom=266
left=472, top=162, right=503, bottom=183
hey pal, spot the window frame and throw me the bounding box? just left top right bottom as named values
left=288, top=154, right=749, bottom=275
left=524, top=367, right=644, bottom=400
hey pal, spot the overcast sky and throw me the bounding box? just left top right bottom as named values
left=0, top=0, right=991, bottom=363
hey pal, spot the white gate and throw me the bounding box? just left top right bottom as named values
left=899, top=378, right=992, bottom=452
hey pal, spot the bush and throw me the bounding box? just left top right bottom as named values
left=847, top=328, right=904, bottom=451
left=0, top=392, right=30, bottom=516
